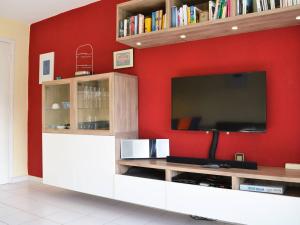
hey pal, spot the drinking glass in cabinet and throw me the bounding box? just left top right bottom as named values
left=77, top=79, right=110, bottom=130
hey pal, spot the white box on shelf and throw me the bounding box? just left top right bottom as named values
left=121, top=139, right=169, bottom=159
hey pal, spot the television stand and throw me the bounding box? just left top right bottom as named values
left=166, top=156, right=258, bottom=170
left=167, top=130, right=258, bottom=170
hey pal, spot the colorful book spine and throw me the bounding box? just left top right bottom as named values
left=134, top=15, right=138, bottom=35
left=138, top=14, right=144, bottom=34
left=214, top=0, right=220, bottom=19
left=187, top=7, right=191, bottom=24
left=179, top=7, right=183, bottom=26
left=171, top=6, right=177, bottom=27
left=152, top=11, right=156, bottom=31
left=156, top=11, right=160, bottom=31
left=130, top=16, right=135, bottom=35
left=209, top=1, right=216, bottom=20
left=123, top=19, right=126, bottom=36
left=163, top=14, right=167, bottom=29
left=119, top=20, right=124, bottom=37
left=145, top=17, right=152, bottom=33
left=227, top=0, right=231, bottom=16
left=183, top=5, right=188, bottom=25
left=158, top=10, right=163, bottom=30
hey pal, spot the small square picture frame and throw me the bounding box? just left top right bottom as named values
left=113, top=49, right=134, bottom=69
left=235, top=153, right=245, bottom=162
left=39, top=52, right=54, bottom=84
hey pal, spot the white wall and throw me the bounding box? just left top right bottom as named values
left=0, top=17, right=29, bottom=177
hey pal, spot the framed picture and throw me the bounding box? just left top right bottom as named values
left=39, top=52, right=54, bottom=84
left=113, top=49, right=133, bottom=69
left=235, top=153, right=245, bottom=162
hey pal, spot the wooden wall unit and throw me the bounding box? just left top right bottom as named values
left=116, top=159, right=300, bottom=225
left=42, top=72, right=138, bottom=135
left=116, top=0, right=300, bottom=48
left=42, top=72, right=139, bottom=199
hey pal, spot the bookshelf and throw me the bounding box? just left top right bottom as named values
left=116, top=0, right=300, bottom=48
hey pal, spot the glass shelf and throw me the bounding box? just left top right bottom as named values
left=77, top=79, right=110, bottom=130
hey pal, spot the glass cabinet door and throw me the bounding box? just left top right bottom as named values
left=44, top=84, right=70, bottom=130
left=77, top=79, right=110, bottom=130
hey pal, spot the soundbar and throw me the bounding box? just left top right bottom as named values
left=166, top=156, right=258, bottom=170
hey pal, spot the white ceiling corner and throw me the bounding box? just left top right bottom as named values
left=0, top=0, right=100, bottom=24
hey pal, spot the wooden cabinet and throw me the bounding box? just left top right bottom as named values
left=42, top=72, right=138, bottom=135
left=42, top=72, right=138, bottom=198
left=116, top=0, right=300, bottom=49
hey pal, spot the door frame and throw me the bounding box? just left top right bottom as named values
left=0, top=38, right=15, bottom=182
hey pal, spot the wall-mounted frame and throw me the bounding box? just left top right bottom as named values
left=113, top=49, right=133, bottom=69
left=39, top=52, right=54, bottom=84
left=235, top=153, right=245, bottom=162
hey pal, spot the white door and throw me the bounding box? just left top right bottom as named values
left=0, top=40, right=13, bottom=184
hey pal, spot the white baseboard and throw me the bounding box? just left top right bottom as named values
left=9, top=176, right=28, bottom=183
left=28, top=176, right=43, bottom=183
left=9, top=175, right=43, bottom=183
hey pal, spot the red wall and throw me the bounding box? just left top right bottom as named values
left=28, top=0, right=300, bottom=177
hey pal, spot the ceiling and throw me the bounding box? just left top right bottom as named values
left=0, top=0, right=100, bottom=24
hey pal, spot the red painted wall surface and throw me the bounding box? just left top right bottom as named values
left=28, top=0, right=300, bottom=177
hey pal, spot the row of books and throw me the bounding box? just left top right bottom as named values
left=237, top=0, right=299, bottom=15
left=119, top=10, right=166, bottom=38
left=171, top=1, right=230, bottom=28
left=171, top=5, right=201, bottom=27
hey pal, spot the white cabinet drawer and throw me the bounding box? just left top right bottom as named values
left=166, top=182, right=300, bottom=225
left=114, top=174, right=166, bottom=209
left=43, top=133, right=115, bottom=198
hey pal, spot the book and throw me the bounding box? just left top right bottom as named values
left=256, top=0, right=262, bottom=12
left=163, top=14, right=167, bottom=29
left=179, top=7, right=183, bottom=26
left=209, top=1, right=216, bottom=20
left=183, top=5, right=188, bottom=25
left=138, top=14, right=144, bottom=34
left=240, top=181, right=286, bottom=195
left=158, top=10, right=163, bottom=30
left=124, top=19, right=128, bottom=36
left=214, top=0, right=220, bottom=19
left=222, top=0, right=228, bottom=18
left=171, top=6, right=178, bottom=27
left=127, top=18, right=130, bottom=35
left=156, top=11, right=160, bottom=31
left=190, top=6, right=195, bottom=24
left=270, top=0, right=275, bottom=8
left=119, top=20, right=124, bottom=37
left=187, top=7, right=191, bottom=24
left=152, top=11, right=156, bottom=31
left=134, top=15, right=138, bottom=35
left=145, top=17, right=152, bottom=33
left=130, top=16, right=135, bottom=35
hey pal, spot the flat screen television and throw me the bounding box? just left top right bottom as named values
left=171, top=71, right=266, bottom=132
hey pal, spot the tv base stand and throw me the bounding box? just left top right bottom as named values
left=166, top=156, right=258, bottom=170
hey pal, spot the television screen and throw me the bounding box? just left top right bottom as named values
left=171, top=72, right=266, bottom=132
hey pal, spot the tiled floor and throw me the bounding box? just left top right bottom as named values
left=0, top=181, right=231, bottom=225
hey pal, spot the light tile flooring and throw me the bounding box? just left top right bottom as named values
left=0, top=181, right=231, bottom=225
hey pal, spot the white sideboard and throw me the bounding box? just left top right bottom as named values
left=42, top=133, right=300, bottom=225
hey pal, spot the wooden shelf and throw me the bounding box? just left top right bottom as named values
left=116, top=3, right=300, bottom=49
left=118, top=159, right=300, bottom=183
